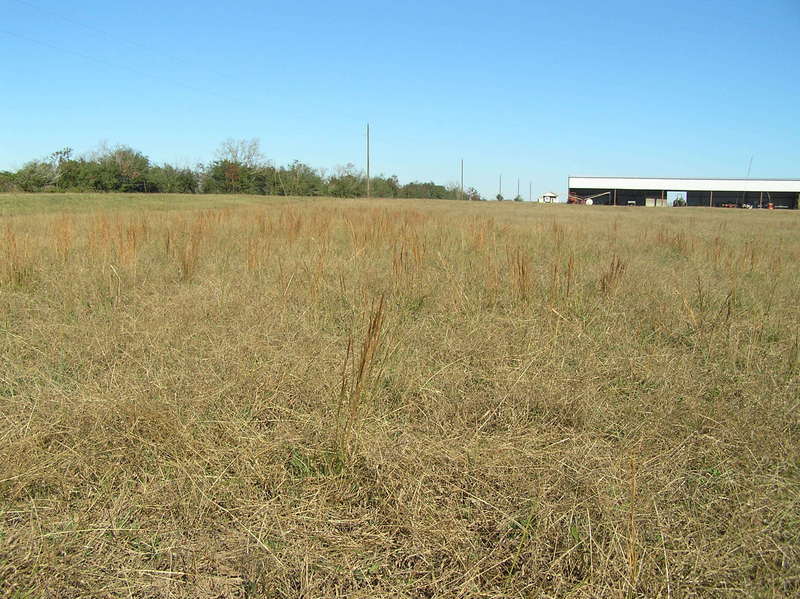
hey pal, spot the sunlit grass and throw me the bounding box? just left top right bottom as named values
left=1, top=195, right=798, bottom=597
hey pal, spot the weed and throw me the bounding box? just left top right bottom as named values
left=599, top=254, right=626, bottom=295
left=335, top=294, right=385, bottom=457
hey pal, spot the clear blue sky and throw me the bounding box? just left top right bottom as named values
left=2, top=0, right=799, bottom=199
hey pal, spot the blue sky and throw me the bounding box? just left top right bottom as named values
left=2, top=0, right=799, bottom=199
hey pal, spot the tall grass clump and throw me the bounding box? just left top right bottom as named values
left=335, top=294, right=386, bottom=458
left=2, top=225, right=33, bottom=285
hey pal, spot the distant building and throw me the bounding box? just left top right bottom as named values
left=538, top=192, right=558, bottom=203
left=568, top=176, right=800, bottom=208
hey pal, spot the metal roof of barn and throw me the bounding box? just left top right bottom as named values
left=568, top=176, right=800, bottom=193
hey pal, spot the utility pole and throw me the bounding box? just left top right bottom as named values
left=365, top=123, right=371, bottom=198
left=529, top=181, right=532, bottom=202
left=499, top=174, right=502, bottom=198
left=460, top=159, right=464, bottom=201
left=517, top=178, right=520, bottom=199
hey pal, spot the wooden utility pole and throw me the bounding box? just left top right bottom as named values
left=529, top=181, right=532, bottom=202
left=366, top=123, right=371, bottom=198
left=460, top=159, right=464, bottom=201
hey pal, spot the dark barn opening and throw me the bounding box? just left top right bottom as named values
left=568, top=177, right=799, bottom=209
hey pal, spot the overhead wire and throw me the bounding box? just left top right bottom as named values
left=3, top=0, right=267, bottom=108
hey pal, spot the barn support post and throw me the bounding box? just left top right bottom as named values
left=709, top=191, right=713, bottom=207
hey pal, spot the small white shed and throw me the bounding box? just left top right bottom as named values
left=538, top=192, right=558, bottom=203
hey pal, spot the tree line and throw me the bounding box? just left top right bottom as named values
left=0, top=139, right=483, bottom=200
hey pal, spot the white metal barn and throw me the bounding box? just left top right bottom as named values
left=567, top=177, right=800, bottom=208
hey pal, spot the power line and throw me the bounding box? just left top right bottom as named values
left=3, top=0, right=261, bottom=108
left=9, top=0, right=237, bottom=86
left=0, top=28, right=255, bottom=109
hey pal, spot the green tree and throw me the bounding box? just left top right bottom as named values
left=15, top=160, right=57, bottom=191
left=327, top=164, right=364, bottom=198
left=464, top=187, right=482, bottom=201
left=279, top=161, right=325, bottom=196
left=215, top=138, right=264, bottom=167
left=148, top=164, right=199, bottom=193
left=369, top=174, right=400, bottom=198
left=204, top=139, right=266, bottom=194
left=400, top=181, right=449, bottom=199
left=0, top=171, right=17, bottom=192
left=103, top=146, right=151, bottom=192
left=7, top=139, right=470, bottom=199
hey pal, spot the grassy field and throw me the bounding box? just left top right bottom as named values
left=1, top=193, right=798, bottom=597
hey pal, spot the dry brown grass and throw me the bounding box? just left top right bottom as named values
left=1, top=194, right=799, bottom=597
